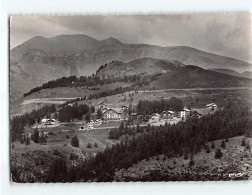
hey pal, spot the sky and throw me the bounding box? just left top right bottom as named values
left=10, top=13, right=251, bottom=63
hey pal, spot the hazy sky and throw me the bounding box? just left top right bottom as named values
left=10, top=13, right=251, bottom=62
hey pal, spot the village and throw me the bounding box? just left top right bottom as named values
left=20, top=101, right=219, bottom=141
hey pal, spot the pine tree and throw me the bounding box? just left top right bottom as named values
left=215, top=148, right=223, bottom=159
left=221, top=140, right=226, bottom=149
left=33, top=129, right=40, bottom=143
left=241, top=138, right=246, bottom=146
left=26, top=137, right=30, bottom=145
left=211, top=141, right=215, bottom=149
left=246, top=141, right=250, bottom=151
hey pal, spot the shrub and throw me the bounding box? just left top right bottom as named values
left=66, top=134, right=70, bottom=139
left=87, top=143, right=92, bottom=148
left=71, top=136, right=79, bottom=147
left=94, top=142, right=98, bottom=147
left=215, top=148, right=223, bottom=159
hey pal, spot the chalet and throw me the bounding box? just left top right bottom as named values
left=161, top=111, right=174, bottom=119
left=206, top=103, right=217, bottom=110
left=150, top=113, right=160, bottom=122
left=191, top=110, right=202, bottom=119
left=130, top=113, right=138, bottom=120
left=103, top=108, right=122, bottom=121
left=95, top=102, right=109, bottom=111
left=121, top=105, right=129, bottom=112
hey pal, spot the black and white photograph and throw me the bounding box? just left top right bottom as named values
left=9, top=13, right=252, bottom=183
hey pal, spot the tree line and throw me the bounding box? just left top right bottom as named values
left=58, top=103, right=94, bottom=122
left=23, top=74, right=143, bottom=97
left=136, top=97, right=184, bottom=115
left=46, top=100, right=252, bottom=182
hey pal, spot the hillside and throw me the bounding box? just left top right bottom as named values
left=210, top=69, right=252, bottom=79
left=96, top=58, right=184, bottom=77
left=242, top=71, right=252, bottom=79
left=150, top=65, right=252, bottom=89
left=10, top=34, right=252, bottom=100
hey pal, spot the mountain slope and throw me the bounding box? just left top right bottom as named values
left=10, top=34, right=252, bottom=100
left=150, top=65, right=252, bottom=89
left=96, top=58, right=184, bottom=77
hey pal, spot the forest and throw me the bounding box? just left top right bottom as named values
left=136, top=97, right=184, bottom=115
left=23, top=74, right=148, bottom=97
left=58, top=103, right=94, bottom=122
left=45, top=100, right=252, bottom=182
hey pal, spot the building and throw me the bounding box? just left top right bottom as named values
left=149, top=113, right=160, bottom=122
left=95, top=102, right=109, bottom=112
left=206, top=103, right=217, bottom=110
left=121, top=105, right=129, bottom=112
left=103, top=108, right=122, bottom=121
left=191, top=110, right=202, bottom=119
left=41, top=118, right=58, bottom=125
left=21, top=133, right=31, bottom=141
left=178, top=108, right=190, bottom=119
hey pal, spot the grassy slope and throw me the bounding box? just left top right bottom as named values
left=150, top=65, right=252, bottom=89
left=115, top=136, right=252, bottom=181
left=10, top=82, right=133, bottom=115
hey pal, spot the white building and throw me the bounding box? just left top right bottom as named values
left=41, top=118, right=58, bottom=125
left=103, top=108, right=122, bottom=121
left=178, top=108, right=190, bottom=119
left=206, top=103, right=217, bottom=110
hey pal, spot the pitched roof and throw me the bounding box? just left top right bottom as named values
left=206, top=103, right=217, bottom=107
left=103, top=108, right=121, bottom=114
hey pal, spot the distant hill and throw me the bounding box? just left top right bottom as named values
left=241, top=71, right=252, bottom=79
left=209, top=69, right=252, bottom=79
left=150, top=65, right=252, bottom=89
left=10, top=34, right=252, bottom=100
left=96, top=58, right=184, bottom=77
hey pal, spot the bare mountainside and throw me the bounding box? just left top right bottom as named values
left=149, top=65, right=252, bottom=89
left=96, top=58, right=184, bottom=77
left=10, top=34, right=252, bottom=100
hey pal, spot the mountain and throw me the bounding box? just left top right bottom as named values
left=241, top=71, right=252, bottom=79
left=96, top=58, right=184, bottom=77
left=150, top=65, right=252, bottom=89
left=10, top=34, right=252, bottom=100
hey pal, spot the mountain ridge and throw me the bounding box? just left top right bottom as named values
left=10, top=34, right=252, bottom=100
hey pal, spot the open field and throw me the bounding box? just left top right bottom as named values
left=10, top=82, right=133, bottom=115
